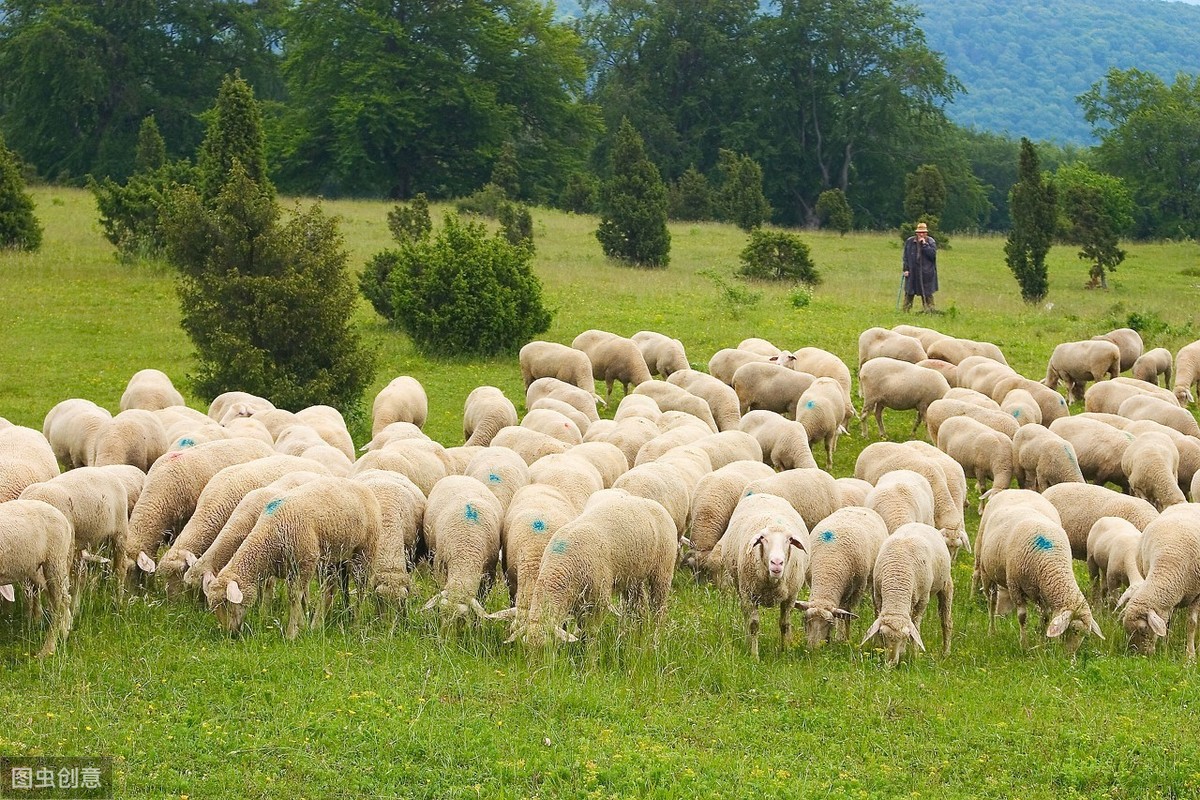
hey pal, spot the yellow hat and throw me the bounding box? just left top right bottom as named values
left=915, top=222, right=928, bottom=232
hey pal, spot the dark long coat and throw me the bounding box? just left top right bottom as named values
left=902, top=235, right=938, bottom=295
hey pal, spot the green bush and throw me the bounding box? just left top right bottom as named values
left=0, top=135, right=42, bottom=251
left=498, top=202, right=534, bottom=250
left=716, top=149, right=771, bottom=231
left=560, top=173, right=597, bottom=214
left=380, top=213, right=552, bottom=356
left=90, top=160, right=196, bottom=259
left=815, top=189, right=853, bottom=234
left=737, top=229, right=820, bottom=283
left=455, top=182, right=508, bottom=218
left=386, top=194, right=432, bottom=244
left=597, top=118, right=670, bottom=267
left=669, top=166, right=714, bottom=221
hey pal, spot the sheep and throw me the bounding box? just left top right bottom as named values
left=1173, top=340, right=1200, bottom=405
left=583, top=416, right=658, bottom=469
left=120, top=368, right=185, bottom=412
left=43, top=399, right=112, bottom=468
left=632, top=330, right=689, bottom=378
left=797, top=506, right=889, bottom=648
left=716, top=493, right=810, bottom=659
left=1194, top=470, right=1200, bottom=502
left=568, top=441, right=629, bottom=488
left=0, top=499, right=74, bottom=656
left=991, top=375, right=1071, bottom=424
left=936, top=415, right=1015, bottom=508
left=208, top=391, right=275, bottom=424
left=857, top=357, right=950, bottom=438
left=298, top=444, right=353, bottom=476
left=795, top=377, right=850, bottom=468
left=943, top=386, right=1002, bottom=409
left=353, top=469, right=426, bottom=620
left=1011, top=424, right=1085, bottom=492
left=352, top=439, right=449, bottom=495
left=1086, top=517, right=1144, bottom=605
left=166, top=424, right=233, bottom=451
left=891, top=324, right=951, bottom=352
left=526, top=377, right=603, bottom=422
left=273, top=424, right=329, bottom=458
left=154, top=454, right=332, bottom=593
left=157, top=404, right=214, bottom=430
left=248, top=407, right=300, bottom=439
left=1094, top=327, right=1144, bottom=373
left=441, top=446, right=484, bottom=475
left=184, top=471, right=328, bottom=593
left=858, top=327, right=926, bottom=367
left=666, top=370, right=741, bottom=431
left=1117, top=504, right=1200, bottom=658
left=520, top=408, right=584, bottom=446
left=915, top=359, right=958, bottom=389
left=528, top=397, right=591, bottom=437
left=738, top=410, right=818, bottom=471
left=222, top=416, right=274, bottom=445
left=571, top=329, right=653, bottom=402
left=0, top=425, right=60, bottom=502
left=926, top=337, right=1009, bottom=366
left=204, top=476, right=383, bottom=638
left=95, top=463, right=147, bottom=516
left=956, top=356, right=1018, bottom=398
left=489, top=426, right=572, bottom=466
left=527, top=452, right=606, bottom=514
left=743, top=468, right=842, bottom=532
left=1126, top=418, right=1200, bottom=494
left=91, top=409, right=170, bottom=472
left=633, top=425, right=711, bottom=466
left=682, top=460, right=777, bottom=574
left=464, top=446, right=530, bottom=512
left=732, top=362, right=816, bottom=417
left=708, top=348, right=770, bottom=386
left=904, top=441, right=970, bottom=524
left=612, top=393, right=661, bottom=423
left=612, top=461, right=691, bottom=540
left=517, top=489, right=677, bottom=645
left=463, top=386, right=519, bottom=447
left=855, top=442, right=969, bottom=558
left=632, top=381, right=719, bottom=432
left=1118, top=394, right=1200, bottom=438
left=293, top=406, right=355, bottom=461
left=999, top=388, right=1043, bottom=427
left=785, top=347, right=855, bottom=416
left=861, top=522, right=953, bottom=665
left=738, top=337, right=782, bottom=357
left=1120, top=431, right=1186, bottom=511
left=1048, top=416, right=1135, bottom=489
left=371, top=376, right=428, bottom=436
left=924, top=398, right=1020, bottom=443
left=834, top=477, right=874, bottom=507
left=975, top=493, right=1103, bottom=654
left=864, top=469, right=936, bottom=534
left=124, top=437, right=275, bottom=583
left=519, top=341, right=596, bottom=394
left=655, top=445, right=713, bottom=498
left=1132, top=347, right=1174, bottom=387
left=1042, top=482, right=1159, bottom=561
left=1043, top=340, right=1121, bottom=403
left=1085, top=378, right=1179, bottom=414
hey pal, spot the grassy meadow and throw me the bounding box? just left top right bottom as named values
left=3, top=187, right=1200, bottom=798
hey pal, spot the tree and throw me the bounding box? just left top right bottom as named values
left=738, top=229, right=819, bottom=283
left=716, top=149, right=771, bottom=230
left=134, top=116, right=167, bottom=174
left=815, top=189, right=853, bottom=234
left=0, top=135, right=42, bottom=251
left=596, top=118, right=670, bottom=267
left=197, top=72, right=273, bottom=201
left=1054, top=162, right=1133, bottom=289
left=1005, top=138, right=1057, bottom=303
left=902, top=164, right=949, bottom=246
left=561, top=172, right=598, bottom=214
left=490, top=142, right=521, bottom=199
left=668, top=166, right=714, bottom=221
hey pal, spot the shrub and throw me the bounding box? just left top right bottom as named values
left=560, top=172, right=598, bottom=214
left=737, top=229, right=820, bottom=283
left=699, top=268, right=761, bottom=319
left=386, top=194, right=432, bottom=244
left=498, top=202, right=534, bottom=250
left=490, top=141, right=521, bottom=199
left=90, top=160, right=196, bottom=260
left=596, top=118, right=670, bottom=267
left=716, top=149, right=771, bottom=231
left=815, top=189, right=853, bottom=234
left=790, top=285, right=813, bottom=308
left=455, top=182, right=508, bottom=218
left=669, top=166, right=714, bottom=221
left=379, top=213, right=552, bottom=356
left=0, top=134, right=43, bottom=251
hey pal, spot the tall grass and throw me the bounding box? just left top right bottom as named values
left=3, top=188, right=1200, bottom=798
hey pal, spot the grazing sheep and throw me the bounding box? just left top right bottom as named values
left=634, top=424, right=711, bottom=466
left=904, top=441, right=969, bottom=521
left=571, top=329, right=653, bottom=402
left=462, top=386, right=519, bottom=447
left=677, top=430, right=763, bottom=471
left=787, top=348, right=855, bottom=417
left=293, top=406, right=355, bottom=461
left=795, top=377, right=850, bottom=468
left=95, top=463, right=147, bottom=516
left=857, top=357, right=950, bottom=438
left=43, top=399, right=112, bottom=468
left=1125, top=419, right=1200, bottom=495
left=1048, top=416, right=1135, bottom=489
left=738, top=410, right=818, bottom=471
left=1173, top=340, right=1200, bottom=405
left=526, top=377, right=603, bottom=422
left=222, top=417, right=274, bottom=445
left=956, top=356, right=1018, bottom=398
left=1043, top=340, right=1121, bottom=403
left=632, top=381, right=719, bottom=432
left=708, top=348, right=771, bottom=386
left=519, top=341, right=596, bottom=394
left=0, top=499, right=74, bottom=656
left=936, top=415, right=1014, bottom=508
left=520, top=408, right=584, bottom=446
left=442, top=446, right=484, bottom=475
left=999, top=388, right=1042, bottom=427
left=797, top=506, right=889, bottom=648
left=612, top=461, right=691, bottom=539
left=732, top=362, right=816, bottom=418
left=738, top=337, right=782, bottom=357
left=1085, top=378, right=1178, bottom=415
left=1011, top=424, right=1085, bottom=492
left=464, top=447, right=530, bottom=513
left=528, top=452, right=606, bottom=514
left=0, top=426, right=61, bottom=502
left=612, top=393, right=661, bottom=423
left=1132, top=348, right=1174, bottom=387
left=855, top=442, right=969, bottom=558
left=298, top=444, right=352, bottom=477
left=858, top=327, right=926, bottom=367
left=92, top=409, right=170, bottom=472
left=205, top=477, right=383, bottom=638
left=716, top=493, right=810, bottom=659
left=1094, top=327, right=1144, bottom=373
left=353, top=469, right=426, bottom=620
left=743, top=468, right=842, bottom=532
left=943, top=385, right=1002, bottom=409
left=352, top=439, right=449, bottom=495
left=915, top=359, right=958, bottom=388
left=1120, top=431, right=1186, bottom=511
left=666, top=369, right=742, bottom=431
left=924, top=398, right=1020, bottom=442
left=568, top=441, right=629, bottom=488
left=420, top=476, right=503, bottom=620
left=1042, top=482, right=1158, bottom=561
left=975, top=494, right=1103, bottom=654
left=892, top=324, right=951, bottom=352
left=120, top=368, right=186, bottom=412
left=1086, top=517, right=1144, bottom=605
left=208, top=392, right=275, bottom=424
left=273, top=424, right=328, bottom=458
left=926, top=337, right=1008, bottom=366
left=990, top=376, right=1071, bottom=424
left=371, top=376, right=429, bottom=436
left=518, top=489, right=677, bottom=646
left=528, top=397, right=592, bottom=437
left=682, top=460, right=777, bottom=574
left=861, top=522, right=953, bottom=665
left=864, top=469, right=936, bottom=534
left=1118, top=394, right=1200, bottom=438
left=632, top=330, right=689, bottom=378
left=1117, top=504, right=1200, bottom=658
left=834, top=477, right=874, bottom=507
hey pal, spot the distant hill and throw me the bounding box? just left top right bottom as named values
left=552, top=0, right=1200, bottom=144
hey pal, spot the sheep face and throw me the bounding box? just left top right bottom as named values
left=797, top=602, right=855, bottom=648
left=206, top=576, right=254, bottom=636
left=1046, top=607, right=1104, bottom=655
left=862, top=615, right=925, bottom=666
left=748, top=527, right=806, bottom=580
left=1122, top=607, right=1167, bottom=654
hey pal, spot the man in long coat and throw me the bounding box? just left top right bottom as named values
left=902, top=222, right=938, bottom=312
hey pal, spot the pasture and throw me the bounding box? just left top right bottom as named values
left=2, top=187, right=1200, bottom=799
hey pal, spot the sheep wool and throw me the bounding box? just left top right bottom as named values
left=1118, top=504, right=1200, bottom=658
left=0, top=499, right=75, bottom=656
left=0, top=425, right=61, bottom=502
left=371, top=376, right=429, bottom=436
left=631, top=330, right=689, bottom=379
left=463, top=386, right=520, bottom=447
left=798, top=506, right=888, bottom=648
left=92, top=409, right=170, bottom=472
left=43, top=399, right=112, bottom=469
left=667, top=369, right=743, bottom=432
left=683, top=460, right=776, bottom=575
left=1120, top=430, right=1186, bottom=511
left=857, top=357, right=950, bottom=439
left=861, top=522, right=953, bottom=665
left=519, top=341, right=596, bottom=394
left=1085, top=517, right=1144, bottom=606
left=1042, top=482, right=1158, bottom=562
left=120, top=369, right=186, bottom=412
left=422, top=475, right=503, bottom=621
left=864, top=469, right=936, bottom=534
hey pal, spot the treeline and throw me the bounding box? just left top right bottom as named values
left=0, top=0, right=1195, bottom=237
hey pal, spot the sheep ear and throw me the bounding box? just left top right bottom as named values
left=201, top=570, right=215, bottom=594
left=1086, top=615, right=1105, bottom=640
left=136, top=551, right=156, bottom=573
left=421, top=590, right=447, bottom=612
left=1147, top=609, right=1169, bottom=638
left=226, top=580, right=244, bottom=605
left=1115, top=584, right=1137, bottom=610
left=182, top=550, right=198, bottom=568
left=860, top=617, right=882, bottom=646
left=832, top=608, right=858, bottom=621
left=0, top=584, right=14, bottom=602
left=744, top=533, right=767, bottom=555
left=908, top=624, right=926, bottom=652
left=789, top=536, right=807, bottom=552
left=1046, top=609, right=1073, bottom=638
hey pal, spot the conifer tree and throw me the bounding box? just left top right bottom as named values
left=197, top=72, right=272, bottom=200
left=0, top=135, right=42, bottom=251
left=596, top=118, right=670, bottom=267
left=815, top=189, right=853, bottom=234
left=1005, top=138, right=1057, bottom=303
left=716, top=149, right=771, bottom=231
left=134, top=116, right=167, bottom=174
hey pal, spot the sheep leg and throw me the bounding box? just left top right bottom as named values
left=938, top=581, right=953, bottom=656
left=742, top=599, right=760, bottom=660
left=1086, top=559, right=1101, bottom=603
left=985, top=585, right=997, bottom=635
left=779, top=599, right=793, bottom=653
left=1187, top=600, right=1200, bottom=663
left=1016, top=601, right=1029, bottom=649
left=875, top=405, right=886, bottom=439
left=286, top=566, right=315, bottom=640
left=858, top=405, right=870, bottom=438
left=38, top=559, right=72, bottom=658
left=70, top=552, right=87, bottom=617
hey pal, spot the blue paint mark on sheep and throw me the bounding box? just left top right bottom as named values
left=532, top=520, right=546, bottom=532
left=179, top=438, right=196, bottom=448
left=820, top=530, right=835, bottom=543
left=1063, top=445, right=1077, bottom=466
left=1012, top=409, right=1021, bottom=418
left=265, top=498, right=284, bottom=516
left=487, top=472, right=502, bottom=484
left=464, top=504, right=480, bottom=523
left=805, top=400, right=816, bottom=410
left=1033, top=535, right=1054, bottom=552
left=549, top=539, right=568, bottom=555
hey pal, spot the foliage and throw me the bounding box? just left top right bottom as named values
left=737, top=229, right=819, bottom=284
left=197, top=72, right=273, bottom=201
left=668, top=166, right=715, bottom=222
left=900, top=165, right=949, bottom=247
left=716, top=149, right=771, bottom=231
left=133, top=116, right=167, bottom=175
left=490, top=141, right=521, bottom=199
left=560, top=172, right=598, bottom=214
left=789, top=284, right=813, bottom=308
left=815, top=189, right=853, bottom=234
left=386, top=194, right=433, bottom=245
left=455, top=183, right=509, bottom=219
left=596, top=118, right=670, bottom=267
left=1054, top=162, right=1133, bottom=289
left=1005, top=138, right=1057, bottom=303
left=1080, top=67, right=1200, bottom=239
left=697, top=267, right=761, bottom=318
left=498, top=202, right=535, bottom=250
left=376, top=213, right=551, bottom=355
left=0, top=135, right=42, bottom=250
left=89, top=160, right=196, bottom=260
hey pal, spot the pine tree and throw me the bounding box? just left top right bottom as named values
left=596, top=119, right=670, bottom=267
left=0, top=135, right=42, bottom=251
left=669, top=166, right=715, bottom=221
left=490, top=141, right=520, bottom=199
left=902, top=164, right=949, bottom=246
left=196, top=72, right=272, bottom=201
left=134, top=116, right=167, bottom=174
left=1005, top=138, right=1057, bottom=303
left=815, top=189, right=853, bottom=234
left=716, top=150, right=771, bottom=231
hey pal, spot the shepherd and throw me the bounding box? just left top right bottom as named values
left=902, top=222, right=938, bottom=313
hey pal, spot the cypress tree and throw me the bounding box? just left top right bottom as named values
left=134, top=116, right=167, bottom=174
left=716, top=149, right=771, bottom=231
left=596, top=118, right=670, bottom=267
left=197, top=72, right=272, bottom=201
left=1005, top=138, right=1057, bottom=303
left=0, top=135, right=42, bottom=251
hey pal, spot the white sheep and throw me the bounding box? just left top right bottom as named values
left=1047, top=416, right=1135, bottom=490
left=583, top=416, right=660, bottom=470
left=43, top=399, right=112, bottom=468
left=795, top=377, right=850, bottom=468
left=520, top=407, right=584, bottom=446
left=990, top=375, right=1070, bottom=424
left=861, top=522, right=953, bottom=665
left=526, top=377, right=603, bottom=422
left=999, top=388, right=1042, bottom=427
left=1118, top=394, right=1200, bottom=438
left=716, top=493, right=810, bottom=659
left=682, top=460, right=777, bottom=575
left=207, top=391, right=275, bottom=424
left=489, top=426, right=572, bottom=466
left=708, top=348, right=770, bottom=385
left=738, top=410, right=818, bottom=471
left=0, top=499, right=74, bottom=656
left=942, top=385, right=1003, bottom=409
left=120, top=368, right=186, bottom=412
left=864, top=469, right=936, bottom=534
left=1042, top=482, right=1158, bottom=561
left=743, top=468, right=842, bottom=532
left=353, top=469, right=426, bottom=621
left=1173, top=340, right=1200, bottom=405
left=1120, top=430, right=1186, bottom=510
left=571, top=329, right=653, bottom=402
left=632, top=330, right=689, bottom=378
left=1132, top=347, right=1173, bottom=387
left=858, top=327, right=926, bottom=367
left=1085, top=516, right=1144, bottom=605
left=632, top=381, right=719, bottom=432
left=633, top=424, right=710, bottom=466
left=738, top=337, right=782, bottom=357
left=797, top=506, right=889, bottom=648
left=519, top=340, right=596, bottom=395
left=786, top=347, right=854, bottom=411
left=1083, top=377, right=1176, bottom=415
left=936, top=415, right=1014, bottom=508
left=293, top=406, right=355, bottom=461
left=926, top=336, right=1008, bottom=366
left=1125, top=418, right=1200, bottom=495
left=95, top=463, right=147, bottom=517
left=956, top=356, right=1018, bottom=398
left=1094, top=327, right=1144, bottom=373
left=528, top=397, right=592, bottom=437
left=527, top=452, right=606, bottom=516
left=891, top=324, right=951, bottom=352
left=915, top=358, right=958, bottom=389
left=222, top=416, right=274, bottom=445
left=612, top=393, right=662, bottom=423
left=91, top=409, right=170, bottom=472
left=855, top=442, right=969, bottom=558
left=857, top=357, right=950, bottom=438
left=732, top=361, right=816, bottom=417
left=924, top=398, right=1019, bottom=442
left=0, top=425, right=61, bottom=502
left=834, top=477, right=874, bottom=507
left=371, top=376, right=429, bottom=436
left=1043, top=340, right=1120, bottom=403
left=1011, top=423, right=1085, bottom=492
left=247, top=407, right=300, bottom=439
left=464, top=446, right=529, bottom=513
left=612, top=461, right=691, bottom=540
left=462, top=386, right=519, bottom=446
left=351, top=438, right=450, bottom=495
left=567, top=441, right=630, bottom=488
left=1116, top=504, right=1200, bottom=657
left=904, top=441, right=970, bottom=525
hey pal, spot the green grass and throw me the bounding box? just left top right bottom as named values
left=4, top=188, right=1200, bottom=798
